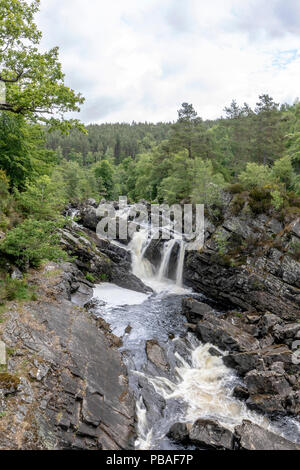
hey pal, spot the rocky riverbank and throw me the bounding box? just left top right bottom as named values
left=0, top=262, right=135, bottom=450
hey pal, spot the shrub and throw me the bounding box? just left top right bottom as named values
left=288, top=193, right=300, bottom=208
left=0, top=219, right=68, bottom=269
left=226, top=183, right=245, bottom=194
left=85, top=273, right=96, bottom=283
left=0, top=276, right=36, bottom=305
left=272, top=155, right=296, bottom=190
left=15, top=175, right=66, bottom=221
left=231, top=192, right=248, bottom=215
left=239, top=163, right=273, bottom=189
left=249, top=187, right=272, bottom=214
left=271, top=189, right=285, bottom=211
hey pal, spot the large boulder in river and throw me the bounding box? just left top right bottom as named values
left=182, top=298, right=214, bottom=324
left=245, top=370, right=292, bottom=396
left=223, top=345, right=292, bottom=376
left=143, top=237, right=163, bottom=269
left=167, top=423, right=190, bottom=444
left=189, top=419, right=235, bottom=450
left=235, top=421, right=300, bottom=450
left=146, top=340, right=169, bottom=371
left=196, top=313, right=259, bottom=353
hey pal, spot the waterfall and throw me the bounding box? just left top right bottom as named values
left=135, top=396, right=153, bottom=450
left=157, top=239, right=177, bottom=281
left=176, top=241, right=185, bottom=287
left=130, top=229, right=154, bottom=280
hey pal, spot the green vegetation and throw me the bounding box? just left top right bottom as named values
left=0, top=276, right=36, bottom=304
left=44, top=99, right=300, bottom=212
left=0, top=219, right=68, bottom=269
left=85, top=273, right=96, bottom=283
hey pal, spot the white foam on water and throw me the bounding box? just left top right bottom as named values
left=135, top=396, right=153, bottom=450
left=93, top=283, right=149, bottom=308
left=134, top=342, right=276, bottom=448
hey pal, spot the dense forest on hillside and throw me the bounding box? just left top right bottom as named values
left=43, top=96, right=300, bottom=208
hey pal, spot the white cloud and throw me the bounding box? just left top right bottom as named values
left=37, top=0, right=300, bottom=123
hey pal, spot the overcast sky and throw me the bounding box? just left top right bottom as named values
left=37, top=0, right=300, bottom=123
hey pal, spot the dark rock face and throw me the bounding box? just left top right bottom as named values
left=168, top=418, right=300, bottom=450
left=245, top=370, right=292, bottom=396
left=78, top=206, right=99, bottom=231
left=184, top=213, right=300, bottom=321
left=235, top=421, right=300, bottom=450
left=0, top=264, right=135, bottom=450
left=196, top=313, right=259, bottom=353
left=189, top=419, right=235, bottom=450
left=146, top=340, right=169, bottom=371
left=182, top=298, right=214, bottom=324
left=167, top=423, right=190, bottom=443
left=182, top=211, right=300, bottom=422
left=223, top=345, right=292, bottom=376
left=60, top=224, right=152, bottom=294
left=143, top=237, right=163, bottom=269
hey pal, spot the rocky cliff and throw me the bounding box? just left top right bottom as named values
left=0, top=262, right=135, bottom=450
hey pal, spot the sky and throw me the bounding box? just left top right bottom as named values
left=37, top=0, right=300, bottom=124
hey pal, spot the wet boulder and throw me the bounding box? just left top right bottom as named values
left=233, top=386, right=250, bottom=401
left=182, top=298, right=215, bottom=324
left=167, top=423, right=190, bottom=444
left=189, top=419, right=235, bottom=450
left=223, top=345, right=292, bottom=376
left=235, top=420, right=300, bottom=450
left=143, top=237, right=163, bottom=269
left=78, top=206, right=99, bottom=231
left=196, top=313, right=259, bottom=353
left=245, top=370, right=292, bottom=396
left=146, top=340, right=169, bottom=371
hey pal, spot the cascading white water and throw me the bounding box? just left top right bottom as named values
left=157, top=239, right=177, bottom=281
left=129, top=229, right=154, bottom=280
left=135, top=396, right=153, bottom=450
left=134, top=342, right=295, bottom=449
left=176, top=241, right=186, bottom=287
left=140, top=343, right=268, bottom=430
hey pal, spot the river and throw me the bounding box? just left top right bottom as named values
left=90, top=226, right=300, bottom=449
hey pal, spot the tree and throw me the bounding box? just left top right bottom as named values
left=114, top=134, right=121, bottom=164
left=191, top=158, right=225, bottom=219
left=0, top=0, right=84, bottom=131
left=0, top=112, right=57, bottom=188
left=169, top=103, right=206, bottom=159
left=158, top=150, right=193, bottom=204
left=94, top=160, right=114, bottom=199
left=16, top=174, right=66, bottom=220
left=271, top=155, right=297, bottom=191
left=254, top=94, right=283, bottom=166
left=223, top=100, right=254, bottom=173
left=238, top=162, right=273, bottom=189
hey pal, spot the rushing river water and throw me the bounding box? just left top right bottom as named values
left=91, top=226, right=300, bottom=449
